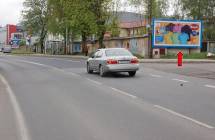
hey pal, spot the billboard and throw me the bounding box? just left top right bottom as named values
left=152, top=19, right=202, bottom=48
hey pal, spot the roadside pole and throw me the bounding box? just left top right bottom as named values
left=66, top=27, right=68, bottom=55
left=147, top=0, right=153, bottom=58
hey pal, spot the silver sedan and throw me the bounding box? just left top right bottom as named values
left=87, top=48, right=139, bottom=77
left=2, top=46, right=12, bottom=53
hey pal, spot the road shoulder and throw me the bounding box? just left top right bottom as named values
left=0, top=75, right=19, bottom=140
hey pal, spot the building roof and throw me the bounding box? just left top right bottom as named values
left=119, top=21, right=147, bottom=29
left=114, top=12, right=145, bottom=23
left=114, top=12, right=147, bottom=29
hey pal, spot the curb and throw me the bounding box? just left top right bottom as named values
left=10, top=54, right=88, bottom=60
left=9, top=54, right=215, bottom=63
left=139, top=59, right=215, bottom=63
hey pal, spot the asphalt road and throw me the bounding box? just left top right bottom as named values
left=0, top=55, right=215, bottom=140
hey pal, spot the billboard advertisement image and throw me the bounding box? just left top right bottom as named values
left=153, top=19, right=202, bottom=48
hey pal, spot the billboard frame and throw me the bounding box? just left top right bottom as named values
left=152, top=19, right=203, bottom=49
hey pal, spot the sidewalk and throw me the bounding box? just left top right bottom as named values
left=10, top=54, right=215, bottom=63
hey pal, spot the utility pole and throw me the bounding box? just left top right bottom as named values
left=147, top=0, right=153, bottom=58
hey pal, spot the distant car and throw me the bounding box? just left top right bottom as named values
left=2, top=46, right=12, bottom=53
left=87, top=48, right=139, bottom=77
left=0, top=44, right=3, bottom=52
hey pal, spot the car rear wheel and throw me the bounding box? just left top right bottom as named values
left=87, top=63, right=93, bottom=74
left=128, top=71, right=136, bottom=77
left=99, top=65, right=105, bottom=77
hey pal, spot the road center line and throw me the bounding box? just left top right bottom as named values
left=110, top=87, right=137, bottom=99
left=172, top=78, right=189, bottom=83
left=48, top=58, right=81, bottom=62
left=150, top=74, right=162, bottom=78
left=154, top=105, right=214, bottom=129
left=16, top=60, right=84, bottom=79
left=16, top=60, right=52, bottom=68
left=0, top=74, right=31, bottom=140
left=205, top=85, right=215, bottom=89
left=65, top=60, right=81, bottom=62
left=86, top=78, right=102, bottom=85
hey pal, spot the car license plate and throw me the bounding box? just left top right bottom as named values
left=119, top=60, right=130, bottom=64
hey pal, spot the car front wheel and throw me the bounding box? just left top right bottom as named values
left=87, top=63, right=93, bottom=74
left=99, top=65, right=105, bottom=77
left=128, top=71, right=136, bottom=77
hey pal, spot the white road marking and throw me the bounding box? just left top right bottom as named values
left=0, top=74, right=31, bottom=140
left=68, top=72, right=82, bottom=77
left=16, top=60, right=82, bottom=78
left=65, top=60, right=81, bottom=62
left=47, top=58, right=81, bottom=62
left=150, top=74, right=162, bottom=78
left=16, top=60, right=51, bottom=67
left=154, top=105, right=214, bottom=129
left=86, top=78, right=102, bottom=85
left=205, top=85, right=215, bottom=89
left=110, top=87, right=137, bottom=99
left=172, top=78, right=189, bottom=83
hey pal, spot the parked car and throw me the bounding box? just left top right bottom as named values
left=0, top=44, right=3, bottom=52
left=2, top=46, right=12, bottom=53
left=87, top=48, right=139, bottom=77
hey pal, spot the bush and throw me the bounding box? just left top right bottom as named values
left=161, top=52, right=208, bottom=59
left=133, top=53, right=144, bottom=59
left=19, top=40, right=26, bottom=47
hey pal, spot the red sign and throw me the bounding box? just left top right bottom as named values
left=6, top=24, right=17, bottom=45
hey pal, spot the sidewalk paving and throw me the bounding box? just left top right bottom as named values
left=10, top=53, right=215, bottom=63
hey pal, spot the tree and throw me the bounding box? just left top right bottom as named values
left=22, top=0, right=49, bottom=53
left=156, top=0, right=169, bottom=18
left=63, top=0, right=98, bottom=55
left=179, top=0, right=215, bottom=40
left=107, top=16, right=120, bottom=37
left=129, top=0, right=170, bottom=58
left=90, top=0, right=113, bottom=48
left=48, top=0, right=73, bottom=54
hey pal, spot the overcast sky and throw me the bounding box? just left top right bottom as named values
left=0, top=0, right=131, bottom=26
left=0, top=0, right=173, bottom=27
left=0, top=0, right=24, bottom=26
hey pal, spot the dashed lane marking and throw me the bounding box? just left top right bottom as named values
left=150, top=74, right=162, bottom=78
left=154, top=105, right=214, bottom=129
left=86, top=78, right=102, bottom=85
left=110, top=87, right=137, bottom=99
left=172, top=78, right=189, bottom=83
left=205, top=85, right=215, bottom=89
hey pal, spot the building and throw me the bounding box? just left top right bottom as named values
left=88, top=12, right=149, bottom=57
left=0, top=24, right=24, bottom=48
left=101, top=12, right=203, bottom=58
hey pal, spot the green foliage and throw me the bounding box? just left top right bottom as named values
left=47, top=0, right=112, bottom=49
left=89, top=0, right=112, bottom=48
left=177, top=0, right=215, bottom=40
left=139, top=27, right=147, bottom=35
left=19, top=40, right=26, bottom=47
left=161, top=53, right=208, bottom=59
left=129, top=0, right=169, bottom=18
left=22, top=0, right=49, bottom=53
left=133, top=53, right=144, bottom=59
left=107, top=17, right=120, bottom=37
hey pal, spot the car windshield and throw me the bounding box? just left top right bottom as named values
left=105, top=49, right=132, bottom=57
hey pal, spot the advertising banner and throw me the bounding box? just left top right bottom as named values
left=153, top=19, right=202, bottom=48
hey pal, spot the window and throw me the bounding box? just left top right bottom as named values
left=105, top=49, right=132, bottom=57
